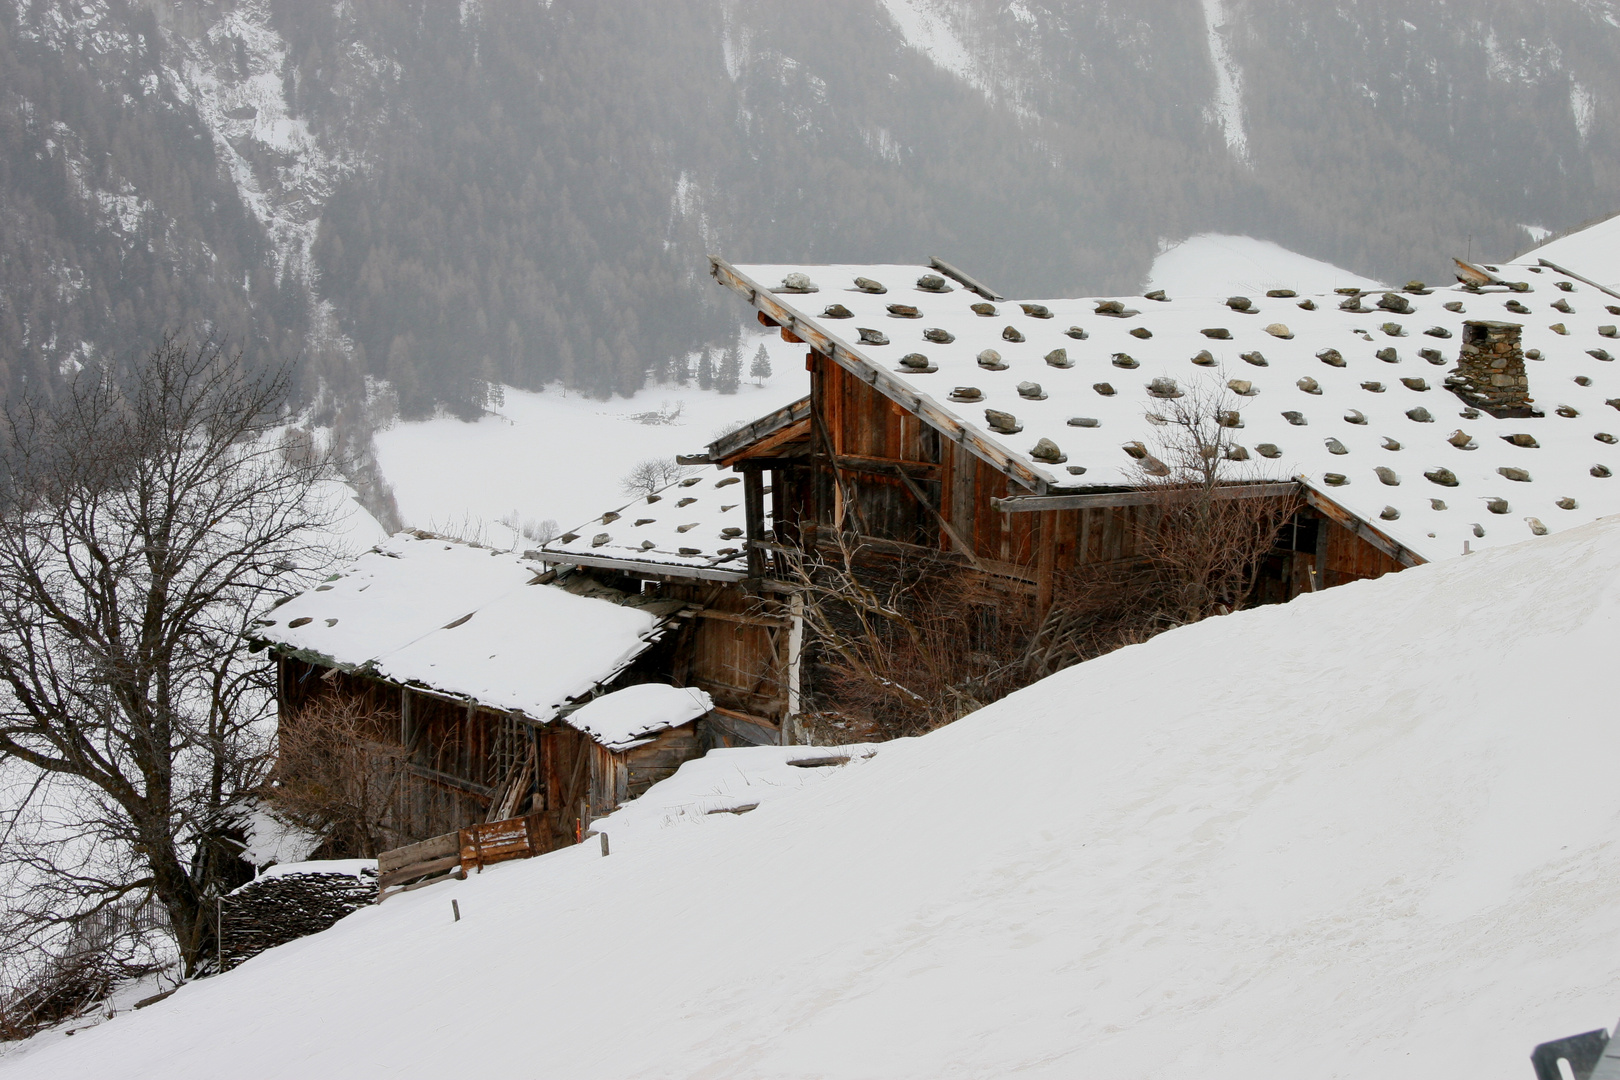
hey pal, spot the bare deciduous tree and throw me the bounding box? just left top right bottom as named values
left=619, top=456, right=693, bottom=498
left=1026, top=375, right=1300, bottom=675
left=0, top=337, right=335, bottom=977
left=783, top=531, right=1037, bottom=741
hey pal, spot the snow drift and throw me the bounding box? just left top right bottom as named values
left=10, top=518, right=1620, bottom=1078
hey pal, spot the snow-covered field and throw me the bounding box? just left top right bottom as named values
left=9, top=513, right=1620, bottom=1078
left=1146, top=233, right=1385, bottom=297
left=1523, top=212, right=1620, bottom=290
left=371, top=334, right=808, bottom=546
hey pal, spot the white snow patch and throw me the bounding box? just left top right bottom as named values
left=16, top=516, right=1620, bottom=1077
left=1571, top=80, right=1596, bottom=143
left=1146, top=233, right=1383, bottom=297
left=1520, top=223, right=1554, bottom=244
left=564, top=684, right=713, bottom=752
left=235, top=860, right=375, bottom=891
left=1201, top=0, right=1250, bottom=165
left=877, top=0, right=980, bottom=90
left=238, top=808, right=323, bottom=871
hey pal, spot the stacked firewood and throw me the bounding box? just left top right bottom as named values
left=218, top=867, right=377, bottom=972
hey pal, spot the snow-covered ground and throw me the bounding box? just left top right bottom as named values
left=1146, top=233, right=1385, bottom=297
left=1522, top=211, right=1620, bottom=291
left=371, top=334, right=808, bottom=546
left=9, top=513, right=1620, bottom=1078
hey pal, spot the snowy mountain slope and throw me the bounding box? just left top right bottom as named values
left=11, top=516, right=1620, bottom=1077
left=1146, top=233, right=1385, bottom=297
left=8, top=1, right=1620, bottom=412
left=1523, top=210, right=1620, bottom=290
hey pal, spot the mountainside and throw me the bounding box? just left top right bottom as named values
left=8, top=508, right=1620, bottom=1078
left=5, top=0, right=1620, bottom=414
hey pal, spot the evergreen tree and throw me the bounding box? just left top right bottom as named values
left=697, top=347, right=714, bottom=391
left=672, top=350, right=690, bottom=386
left=749, top=343, right=772, bottom=386
left=717, top=341, right=742, bottom=395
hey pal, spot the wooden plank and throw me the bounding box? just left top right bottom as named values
left=992, top=482, right=1299, bottom=512
left=406, top=763, right=496, bottom=803
left=1299, top=483, right=1426, bottom=568
left=1535, top=258, right=1620, bottom=302
left=717, top=418, right=810, bottom=466
left=377, top=831, right=459, bottom=874
left=705, top=396, right=813, bottom=462
left=833, top=453, right=942, bottom=480
left=1036, top=510, right=1057, bottom=614
left=377, top=854, right=463, bottom=888
left=540, top=550, right=748, bottom=583
left=708, top=706, right=782, bottom=747
left=744, top=465, right=766, bottom=579
left=892, top=466, right=985, bottom=570
left=929, top=255, right=1005, bottom=301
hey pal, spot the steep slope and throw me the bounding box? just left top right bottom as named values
left=9, top=517, right=1620, bottom=1078
left=6, top=1, right=1620, bottom=413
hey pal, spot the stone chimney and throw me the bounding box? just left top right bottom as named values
left=1448, top=320, right=1535, bottom=417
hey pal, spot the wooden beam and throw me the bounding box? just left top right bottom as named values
left=1298, top=482, right=1426, bottom=568
left=833, top=453, right=941, bottom=480
left=708, top=258, right=1048, bottom=494
left=743, top=466, right=766, bottom=579
left=991, top=482, right=1299, bottom=512
left=890, top=466, right=985, bottom=571
left=405, top=764, right=496, bottom=803
left=928, top=255, right=1005, bottom=301
left=693, top=608, right=791, bottom=629
left=707, top=395, right=813, bottom=463
left=718, top=418, right=810, bottom=466
left=1036, top=510, right=1057, bottom=614
left=1535, top=258, right=1620, bottom=302
left=708, top=706, right=783, bottom=747
left=541, top=551, right=748, bottom=583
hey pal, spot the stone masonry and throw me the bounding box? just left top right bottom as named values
left=1447, top=320, right=1534, bottom=417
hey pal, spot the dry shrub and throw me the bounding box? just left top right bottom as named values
left=787, top=532, right=1039, bottom=741
left=267, top=695, right=406, bottom=859
left=790, top=375, right=1299, bottom=737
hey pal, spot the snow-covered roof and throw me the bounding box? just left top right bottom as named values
left=255, top=533, right=675, bottom=724
left=563, top=684, right=713, bottom=752
left=540, top=463, right=771, bottom=580
left=719, top=259, right=1620, bottom=560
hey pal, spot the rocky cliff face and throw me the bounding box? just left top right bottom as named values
left=3, top=0, right=1618, bottom=412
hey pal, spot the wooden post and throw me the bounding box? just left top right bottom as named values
left=1036, top=510, right=1057, bottom=616
left=743, top=465, right=766, bottom=580
left=400, top=687, right=413, bottom=750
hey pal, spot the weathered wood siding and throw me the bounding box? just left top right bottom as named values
left=660, top=582, right=790, bottom=727
left=1320, top=512, right=1404, bottom=586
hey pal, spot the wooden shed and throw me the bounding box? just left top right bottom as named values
left=257, top=533, right=711, bottom=851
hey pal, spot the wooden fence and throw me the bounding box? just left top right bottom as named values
left=377, top=812, right=549, bottom=901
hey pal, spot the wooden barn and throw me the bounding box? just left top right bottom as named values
left=256, top=532, right=713, bottom=853
left=265, top=249, right=1620, bottom=851
left=540, top=252, right=1620, bottom=738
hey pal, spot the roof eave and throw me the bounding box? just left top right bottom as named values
left=708, top=255, right=1051, bottom=495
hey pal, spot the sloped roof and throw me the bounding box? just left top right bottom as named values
left=540, top=463, right=772, bottom=581
left=255, top=533, right=675, bottom=724
left=564, top=684, right=713, bottom=752
left=715, top=258, right=1620, bottom=561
